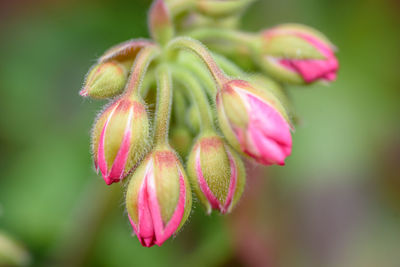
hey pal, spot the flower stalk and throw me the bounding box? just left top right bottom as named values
left=170, top=65, right=214, bottom=132
left=166, top=37, right=229, bottom=88
left=153, top=64, right=173, bottom=147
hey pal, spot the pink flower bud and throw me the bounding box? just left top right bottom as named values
left=260, top=24, right=339, bottom=84
left=187, top=133, right=245, bottom=214
left=125, top=149, right=192, bottom=247
left=217, top=80, right=292, bottom=165
left=92, top=97, right=149, bottom=185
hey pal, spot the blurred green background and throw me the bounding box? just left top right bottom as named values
left=0, top=0, right=399, bottom=266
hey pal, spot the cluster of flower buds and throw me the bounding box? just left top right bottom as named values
left=79, top=0, right=339, bottom=247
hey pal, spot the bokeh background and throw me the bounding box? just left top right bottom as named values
left=0, top=0, right=399, bottom=266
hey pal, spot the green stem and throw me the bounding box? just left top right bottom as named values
left=154, top=64, right=173, bottom=147
left=212, top=52, right=245, bottom=77
left=172, top=88, right=187, bottom=126
left=177, top=52, right=217, bottom=96
left=187, top=28, right=260, bottom=51
left=167, top=0, right=195, bottom=17
left=177, top=51, right=246, bottom=96
left=140, top=69, right=156, bottom=98
left=166, top=37, right=229, bottom=89
left=125, top=45, right=160, bottom=98
left=170, top=65, right=214, bottom=132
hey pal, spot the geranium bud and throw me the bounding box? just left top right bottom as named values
left=149, top=0, right=174, bottom=45
left=92, top=97, right=150, bottom=185
left=196, top=0, right=255, bottom=17
left=125, top=149, right=192, bottom=247
left=259, top=24, right=339, bottom=84
left=169, top=126, right=193, bottom=158
left=187, top=133, right=245, bottom=214
left=217, top=80, right=292, bottom=166
left=80, top=61, right=127, bottom=99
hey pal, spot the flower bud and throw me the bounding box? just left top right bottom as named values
left=196, top=0, right=255, bottom=18
left=125, top=149, right=192, bottom=247
left=92, top=97, right=149, bottom=185
left=187, top=133, right=245, bottom=214
left=149, top=0, right=174, bottom=45
left=169, top=126, right=193, bottom=158
left=80, top=61, right=127, bottom=99
left=259, top=24, right=339, bottom=84
left=217, top=80, right=292, bottom=165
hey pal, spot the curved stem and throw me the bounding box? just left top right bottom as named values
left=125, top=45, right=160, bottom=98
left=187, top=28, right=260, bottom=51
left=166, top=37, right=229, bottom=89
left=154, top=64, right=173, bottom=147
left=167, top=0, right=195, bottom=17
left=170, top=65, right=214, bottom=132
left=212, top=52, right=245, bottom=77
left=177, top=51, right=246, bottom=96
left=172, top=88, right=186, bottom=126
left=177, top=52, right=217, bottom=96
left=140, top=69, right=156, bottom=98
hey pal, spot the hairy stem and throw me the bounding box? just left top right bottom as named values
left=125, top=45, right=160, bottom=98
left=153, top=64, right=173, bottom=147
left=170, top=65, right=214, bottom=132
left=187, top=28, right=259, bottom=51
left=166, top=37, right=229, bottom=89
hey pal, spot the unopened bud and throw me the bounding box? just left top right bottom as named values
left=258, top=24, right=339, bottom=84
left=149, top=0, right=174, bottom=45
left=217, top=80, right=292, bottom=165
left=187, top=133, right=245, bottom=214
left=125, top=149, right=192, bottom=247
left=92, top=97, right=150, bottom=185
left=80, top=61, right=127, bottom=99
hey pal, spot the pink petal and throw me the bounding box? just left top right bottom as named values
left=278, top=32, right=339, bottom=83
left=195, top=147, right=222, bottom=213
left=98, top=105, right=118, bottom=184
left=146, top=161, right=186, bottom=246
left=107, top=106, right=134, bottom=182
left=224, top=148, right=238, bottom=213
left=136, top=162, right=156, bottom=247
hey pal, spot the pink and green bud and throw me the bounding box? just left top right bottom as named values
left=79, top=61, right=127, bottom=99
left=148, top=0, right=174, bottom=45
left=187, top=133, right=245, bottom=214
left=259, top=24, right=339, bottom=84
left=92, top=97, right=150, bottom=185
left=217, top=80, right=292, bottom=166
left=196, top=0, right=255, bottom=18
left=125, top=149, right=192, bottom=247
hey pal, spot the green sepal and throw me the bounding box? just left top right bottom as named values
left=263, top=35, right=325, bottom=60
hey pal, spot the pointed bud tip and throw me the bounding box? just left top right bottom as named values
left=149, top=0, right=173, bottom=45
left=79, top=88, right=88, bottom=97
